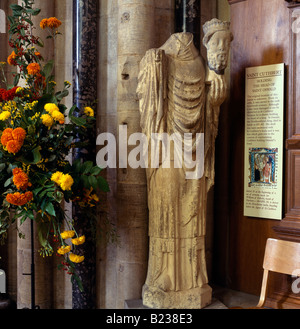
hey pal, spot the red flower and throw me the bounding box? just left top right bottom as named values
left=0, top=87, right=18, bottom=102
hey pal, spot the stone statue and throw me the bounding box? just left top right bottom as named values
left=137, top=18, right=233, bottom=309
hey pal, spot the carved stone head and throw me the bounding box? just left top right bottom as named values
left=203, top=18, right=233, bottom=75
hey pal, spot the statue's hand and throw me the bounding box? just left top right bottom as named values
left=206, top=69, right=227, bottom=107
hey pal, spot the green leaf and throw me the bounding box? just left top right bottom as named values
left=53, top=191, right=64, bottom=203
left=55, top=89, right=69, bottom=101
left=82, top=161, right=93, bottom=174
left=37, top=222, right=49, bottom=248
left=68, top=105, right=78, bottom=117
left=71, top=273, right=84, bottom=292
left=37, top=39, right=44, bottom=48
left=72, top=159, right=82, bottom=173
left=88, top=175, right=98, bottom=190
left=32, top=147, right=42, bottom=164
left=10, top=4, right=23, bottom=10
left=13, top=74, right=20, bottom=86
left=4, top=178, right=12, bottom=188
left=7, top=16, right=15, bottom=25
left=90, top=166, right=102, bottom=175
left=26, top=8, right=41, bottom=16
left=45, top=202, right=56, bottom=217
left=18, top=147, right=42, bottom=165
left=80, top=175, right=90, bottom=189
left=43, top=60, right=54, bottom=79
left=70, top=115, right=86, bottom=127
left=68, top=105, right=86, bottom=126
left=97, top=176, right=110, bottom=192
left=33, top=186, right=44, bottom=196
left=23, top=18, right=33, bottom=25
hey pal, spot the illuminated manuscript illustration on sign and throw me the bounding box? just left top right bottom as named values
left=244, top=63, right=284, bottom=220
left=248, top=147, right=278, bottom=186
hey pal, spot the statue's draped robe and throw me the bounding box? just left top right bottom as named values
left=137, top=33, right=215, bottom=307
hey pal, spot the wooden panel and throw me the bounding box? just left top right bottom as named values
left=275, top=3, right=300, bottom=243
left=289, top=8, right=300, bottom=138
left=292, top=152, right=300, bottom=208
left=219, top=0, right=290, bottom=296
left=227, top=0, right=246, bottom=4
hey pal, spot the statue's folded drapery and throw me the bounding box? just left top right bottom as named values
left=137, top=20, right=232, bottom=308
left=137, top=33, right=211, bottom=309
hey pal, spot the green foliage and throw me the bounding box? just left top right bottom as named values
left=0, top=0, right=112, bottom=286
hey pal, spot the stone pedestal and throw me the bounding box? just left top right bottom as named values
left=142, top=284, right=212, bottom=309
left=125, top=295, right=227, bottom=309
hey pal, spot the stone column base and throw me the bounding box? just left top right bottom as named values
left=142, top=284, right=212, bottom=309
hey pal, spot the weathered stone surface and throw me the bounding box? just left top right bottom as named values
left=137, top=20, right=232, bottom=309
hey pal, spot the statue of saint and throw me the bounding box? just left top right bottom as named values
left=137, top=19, right=233, bottom=309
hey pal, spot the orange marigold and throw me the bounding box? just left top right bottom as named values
left=1, top=128, right=14, bottom=146
left=12, top=127, right=26, bottom=143
left=12, top=168, right=31, bottom=191
left=6, top=140, right=22, bottom=154
left=1, top=128, right=26, bottom=154
left=40, top=18, right=48, bottom=29
left=7, top=51, right=17, bottom=66
left=47, top=17, right=62, bottom=29
left=6, top=191, right=33, bottom=206
left=27, top=63, right=40, bottom=75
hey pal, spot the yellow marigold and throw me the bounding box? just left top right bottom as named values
left=69, top=253, right=84, bottom=264
left=12, top=168, right=31, bottom=191
left=27, top=63, right=40, bottom=75
left=47, top=17, right=62, bottom=29
left=57, top=245, right=71, bottom=255
left=41, top=114, right=54, bottom=128
left=60, top=230, right=75, bottom=240
left=40, top=18, right=48, bottom=29
left=51, top=110, right=65, bottom=124
left=59, top=174, right=74, bottom=191
left=51, top=171, right=63, bottom=184
left=44, top=103, right=59, bottom=114
left=71, top=235, right=85, bottom=246
left=16, top=87, right=23, bottom=94
left=84, top=106, right=94, bottom=117
left=0, top=111, right=11, bottom=121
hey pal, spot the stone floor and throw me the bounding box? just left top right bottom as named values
left=125, top=285, right=260, bottom=309
left=211, top=285, right=260, bottom=309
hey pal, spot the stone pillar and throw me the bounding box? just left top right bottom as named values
left=96, top=0, right=174, bottom=309
left=72, top=0, right=98, bottom=309
left=96, top=0, right=119, bottom=309
left=53, top=0, right=73, bottom=310
left=0, top=0, right=11, bottom=86
left=115, top=0, right=156, bottom=309
left=0, top=0, right=8, bottom=64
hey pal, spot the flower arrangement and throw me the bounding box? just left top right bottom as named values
left=0, top=0, right=111, bottom=287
